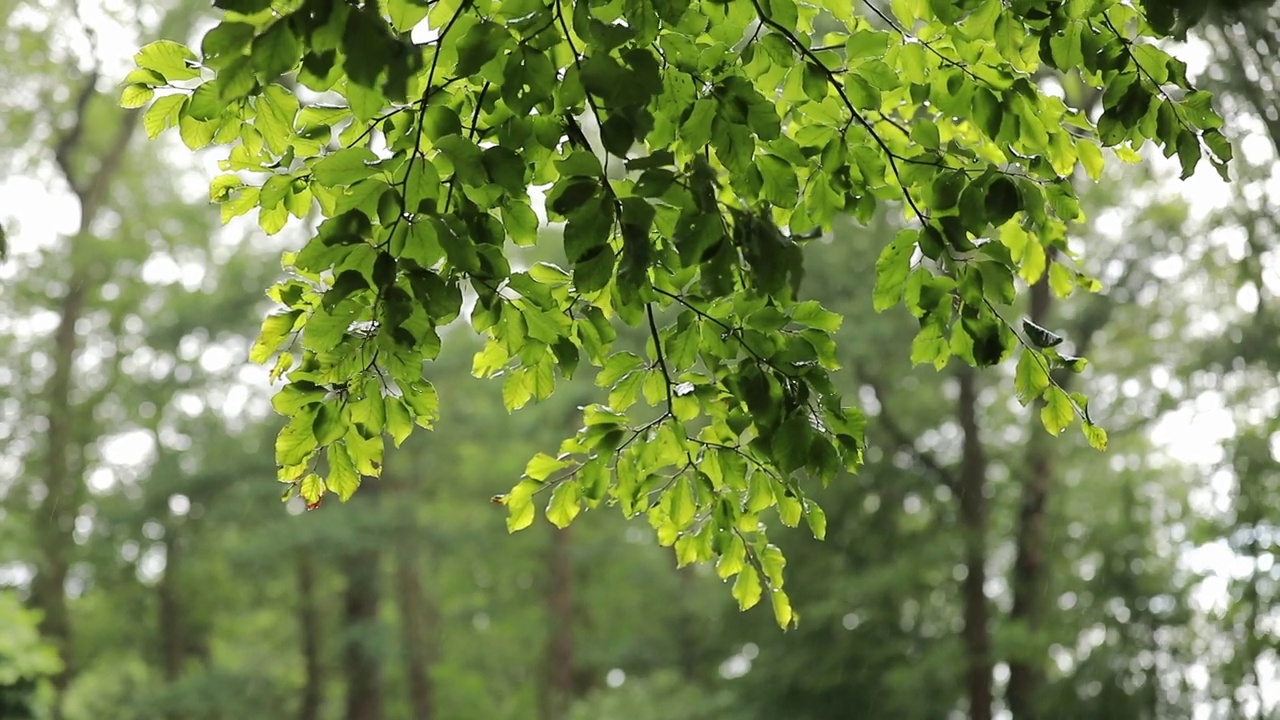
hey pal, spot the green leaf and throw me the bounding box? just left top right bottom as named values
left=1040, top=386, right=1074, bottom=436
left=401, top=382, right=440, bottom=428
left=669, top=476, right=696, bottom=529
left=717, top=533, right=747, bottom=579
left=788, top=297, right=839, bottom=330
left=252, top=20, right=302, bottom=79
left=1048, top=262, right=1075, bottom=298
left=214, top=0, right=271, bottom=11
left=185, top=82, right=224, bottom=121
left=770, top=588, right=795, bottom=628
left=910, top=322, right=950, bottom=370
left=1014, top=349, right=1050, bottom=405
left=803, top=501, right=826, bottom=540
left=277, top=405, right=321, bottom=467
left=1022, top=319, right=1063, bottom=348
left=120, top=84, right=154, bottom=109
left=984, top=176, right=1021, bottom=227
left=504, top=479, right=540, bottom=532
left=1082, top=421, right=1108, bottom=451
left=546, top=481, right=581, bottom=528
left=143, top=94, right=186, bottom=140
left=350, top=380, right=387, bottom=437
left=873, top=229, right=915, bottom=311
left=135, top=40, right=200, bottom=81
left=385, top=396, right=413, bottom=447
left=1176, top=129, right=1201, bottom=180
left=272, top=383, right=325, bottom=417
left=1077, top=139, right=1104, bottom=181
left=327, top=442, right=362, bottom=501
left=846, top=30, right=890, bottom=59
left=299, top=473, right=326, bottom=505
left=801, top=62, right=827, bottom=102
left=757, top=154, right=799, bottom=206
left=312, top=148, right=381, bottom=186
left=313, top=402, right=348, bottom=446
left=525, top=452, right=571, bottom=481
left=249, top=311, right=301, bottom=364
left=732, top=563, right=763, bottom=610
left=388, top=0, right=431, bottom=31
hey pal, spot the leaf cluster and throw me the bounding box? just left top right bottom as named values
left=124, top=0, right=1224, bottom=624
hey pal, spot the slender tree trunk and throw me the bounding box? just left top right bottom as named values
left=157, top=528, right=186, bottom=683
left=31, top=69, right=142, bottom=718
left=1008, top=278, right=1054, bottom=720
left=342, top=484, right=383, bottom=720
left=541, top=525, right=575, bottom=720
left=297, top=553, right=323, bottom=720
left=31, top=276, right=87, bottom=720
left=388, top=473, right=437, bottom=720
left=956, top=366, right=993, bottom=720
left=674, top=566, right=701, bottom=682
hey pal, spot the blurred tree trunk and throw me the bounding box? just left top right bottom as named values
left=956, top=366, right=993, bottom=720
left=392, top=543, right=437, bottom=720
left=675, top=566, right=701, bottom=682
left=342, top=483, right=384, bottom=720
left=31, top=275, right=84, bottom=720
left=541, top=525, right=574, bottom=720
left=1008, top=260, right=1122, bottom=718
left=1008, top=278, right=1054, bottom=720
left=31, top=72, right=139, bottom=719
left=158, top=528, right=187, bottom=683
left=297, top=552, right=324, bottom=720
left=388, top=473, right=437, bottom=720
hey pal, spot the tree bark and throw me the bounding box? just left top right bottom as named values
left=157, top=528, right=186, bottom=683
left=1007, top=278, right=1054, bottom=720
left=956, top=366, right=993, bottom=720
left=31, top=71, right=141, bottom=719
left=297, top=553, right=323, bottom=720
left=388, top=474, right=437, bottom=720
left=541, top=525, right=575, bottom=720
left=342, top=484, right=383, bottom=720
left=31, top=283, right=85, bottom=720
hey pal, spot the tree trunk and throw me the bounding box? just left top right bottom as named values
left=297, top=553, right=323, bottom=720
left=30, top=276, right=87, bottom=720
left=342, top=485, right=383, bottom=720
left=1008, top=278, right=1054, bottom=720
left=389, top=474, right=437, bottom=720
left=956, top=366, right=993, bottom=720
left=541, top=525, right=575, bottom=720
left=30, top=69, right=143, bottom=718
left=157, top=528, right=186, bottom=683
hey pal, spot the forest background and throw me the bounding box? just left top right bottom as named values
left=3, top=0, right=1280, bottom=719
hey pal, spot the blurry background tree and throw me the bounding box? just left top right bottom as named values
left=1, top=1, right=1279, bottom=720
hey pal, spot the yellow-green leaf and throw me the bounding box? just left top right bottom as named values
left=1014, top=349, right=1050, bottom=406
left=249, top=310, right=301, bottom=364
left=505, top=479, right=541, bottom=532
left=120, top=84, right=155, bottom=109
left=732, top=564, right=763, bottom=610
left=143, top=94, right=186, bottom=139
left=299, top=473, right=326, bottom=504
left=546, top=481, right=581, bottom=529
left=1077, top=138, right=1104, bottom=181
left=1040, top=386, right=1074, bottom=436
left=770, top=588, right=795, bottom=628
left=1083, top=421, right=1108, bottom=451
left=135, top=40, right=200, bottom=81
left=716, top=533, right=746, bottom=579
left=385, top=396, right=413, bottom=447
left=327, top=442, right=361, bottom=501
